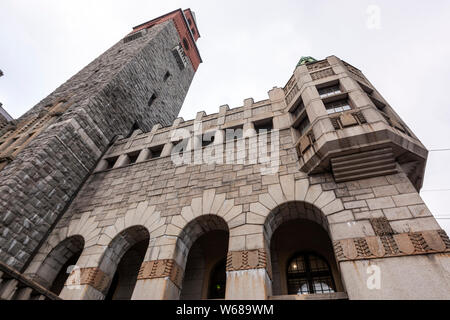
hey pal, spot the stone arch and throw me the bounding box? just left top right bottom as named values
left=263, top=201, right=331, bottom=244
left=262, top=200, right=344, bottom=296
left=164, top=188, right=242, bottom=267
left=98, top=225, right=150, bottom=300
left=33, top=235, right=84, bottom=295
left=176, top=214, right=229, bottom=300
left=244, top=177, right=344, bottom=244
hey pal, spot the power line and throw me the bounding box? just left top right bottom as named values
left=429, top=148, right=450, bottom=152
left=421, top=188, right=450, bottom=192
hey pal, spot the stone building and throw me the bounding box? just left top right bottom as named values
left=0, top=8, right=449, bottom=300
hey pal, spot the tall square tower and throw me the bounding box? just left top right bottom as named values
left=0, top=8, right=201, bottom=271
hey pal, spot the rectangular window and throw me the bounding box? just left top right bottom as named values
left=295, top=116, right=311, bottom=136
left=127, top=151, right=140, bottom=164
left=172, top=139, right=189, bottom=155
left=105, top=156, right=119, bottom=169
left=254, top=118, right=273, bottom=134
left=148, top=94, right=157, bottom=107
left=318, top=85, right=341, bottom=99
left=225, top=125, right=243, bottom=141
left=150, top=145, right=164, bottom=158
left=290, top=100, right=305, bottom=118
left=325, top=100, right=351, bottom=115
left=202, top=134, right=215, bottom=147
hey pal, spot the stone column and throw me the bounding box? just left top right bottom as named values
left=160, top=142, right=173, bottom=158
left=94, top=159, right=109, bottom=172
left=113, top=154, right=130, bottom=168
left=225, top=249, right=272, bottom=300
left=0, top=279, right=18, bottom=300
left=59, top=267, right=109, bottom=300
left=15, top=287, right=33, bottom=300
left=131, top=259, right=183, bottom=300
left=136, top=148, right=151, bottom=163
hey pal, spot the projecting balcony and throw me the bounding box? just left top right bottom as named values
left=294, top=108, right=428, bottom=190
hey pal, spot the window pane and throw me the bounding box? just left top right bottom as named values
left=287, top=253, right=335, bottom=295
left=288, top=256, right=306, bottom=273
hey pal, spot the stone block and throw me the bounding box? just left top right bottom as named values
left=372, top=185, right=399, bottom=197
left=392, top=193, right=424, bottom=207
left=383, top=207, right=412, bottom=221
left=366, top=197, right=396, bottom=210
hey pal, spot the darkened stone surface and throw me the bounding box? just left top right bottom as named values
left=0, top=20, right=196, bottom=270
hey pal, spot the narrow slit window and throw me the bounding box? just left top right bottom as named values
left=148, top=94, right=157, bottom=107
left=163, top=71, right=171, bottom=82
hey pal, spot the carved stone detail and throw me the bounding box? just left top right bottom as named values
left=394, top=233, right=415, bottom=254
left=307, top=60, right=330, bottom=71
left=310, top=68, right=335, bottom=80
left=226, top=249, right=270, bottom=277
left=66, top=267, right=110, bottom=294
left=366, top=236, right=385, bottom=257
left=370, top=217, right=394, bottom=236
left=137, top=259, right=183, bottom=289
left=333, top=230, right=450, bottom=262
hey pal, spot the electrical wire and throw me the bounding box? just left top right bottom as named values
left=421, top=188, right=450, bottom=192
left=429, top=148, right=450, bottom=152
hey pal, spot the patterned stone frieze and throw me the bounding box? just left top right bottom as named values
left=65, top=267, right=110, bottom=294
left=137, top=259, right=183, bottom=289
left=226, top=249, right=271, bottom=278
left=333, top=229, right=450, bottom=262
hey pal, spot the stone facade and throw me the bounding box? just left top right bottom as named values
left=1, top=9, right=449, bottom=300
left=0, top=9, right=200, bottom=272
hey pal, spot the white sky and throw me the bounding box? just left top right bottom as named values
left=1, top=0, right=450, bottom=233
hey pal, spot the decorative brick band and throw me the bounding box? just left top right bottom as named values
left=137, top=259, right=183, bottom=289
left=334, top=229, right=450, bottom=262
left=226, top=249, right=271, bottom=278
left=65, top=267, right=110, bottom=294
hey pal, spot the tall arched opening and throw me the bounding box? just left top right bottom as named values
left=99, top=225, right=149, bottom=300
left=177, top=215, right=229, bottom=300
left=34, top=235, right=84, bottom=296
left=264, top=201, right=344, bottom=297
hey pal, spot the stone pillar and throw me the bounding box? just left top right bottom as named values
left=0, top=279, right=18, bottom=300
left=160, top=142, right=173, bottom=157
left=94, top=159, right=109, bottom=172
left=59, top=267, right=109, bottom=300
left=225, top=249, right=272, bottom=300
left=15, top=287, right=33, bottom=300
left=113, top=154, right=130, bottom=168
left=136, top=148, right=151, bottom=163
left=131, top=259, right=183, bottom=300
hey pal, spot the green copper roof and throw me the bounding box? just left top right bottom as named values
left=297, top=56, right=317, bottom=67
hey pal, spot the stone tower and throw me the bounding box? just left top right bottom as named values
left=0, top=8, right=201, bottom=272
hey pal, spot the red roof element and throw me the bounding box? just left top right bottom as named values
left=131, top=8, right=202, bottom=71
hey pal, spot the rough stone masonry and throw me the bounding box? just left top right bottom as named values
left=0, top=14, right=198, bottom=271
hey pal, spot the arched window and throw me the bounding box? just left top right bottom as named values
left=208, top=259, right=226, bottom=299
left=287, top=252, right=335, bottom=295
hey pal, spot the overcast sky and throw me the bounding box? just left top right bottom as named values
left=1, top=0, right=450, bottom=233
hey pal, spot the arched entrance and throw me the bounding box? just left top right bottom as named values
left=99, top=225, right=149, bottom=300
left=264, top=201, right=344, bottom=296
left=178, top=215, right=229, bottom=300
left=34, top=235, right=84, bottom=296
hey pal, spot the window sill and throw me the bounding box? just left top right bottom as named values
left=269, top=292, right=348, bottom=300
